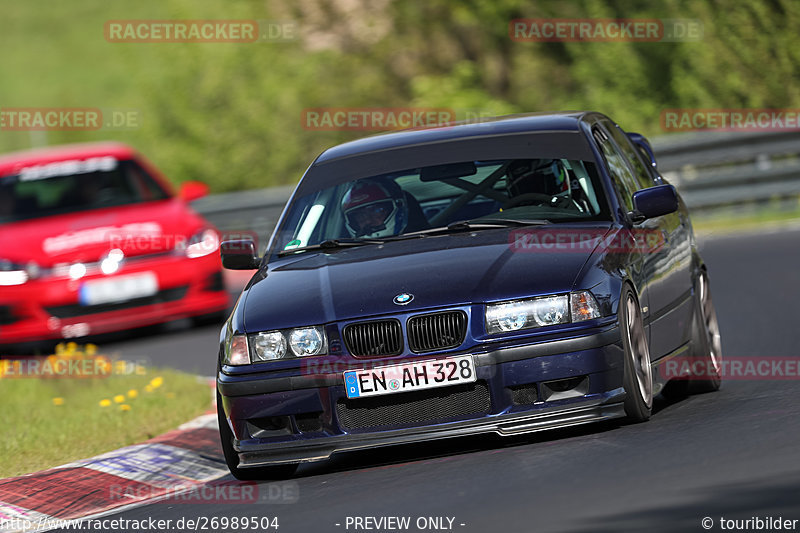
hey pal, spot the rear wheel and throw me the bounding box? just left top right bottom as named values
left=620, top=286, right=652, bottom=421
left=217, top=391, right=298, bottom=480
left=689, top=270, right=722, bottom=393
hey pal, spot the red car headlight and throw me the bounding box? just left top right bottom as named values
left=0, top=259, right=38, bottom=286
left=184, top=229, right=220, bottom=259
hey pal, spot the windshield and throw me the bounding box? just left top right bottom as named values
left=0, top=158, right=170, bottom=224
left=273, top=158, right=611, bottom=254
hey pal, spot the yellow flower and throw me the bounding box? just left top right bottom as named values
left=99, top=399, right=111, bottom=407
left=127, top=389, right=138, bottom=399
left=144, top=384, right=153, bottom=393
left=150, top=376, right=163, bottom=389
left=113, top=394, right=125, bottom=403
left=52, top=397, right=64, bottom=406
left=119, top=404, right=131, bottom=411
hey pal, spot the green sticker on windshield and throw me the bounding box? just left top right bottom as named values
left=284, top=239, right=302, bottom=250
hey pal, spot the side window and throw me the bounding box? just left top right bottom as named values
left=602, top=121, right=655, bottom=189
left=593, top=126, right=638, bottom=211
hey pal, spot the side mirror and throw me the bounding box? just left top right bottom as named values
left=179, top=181, right=210, bottom=202
left=629, top=185, right=679, bottom=223
left=627, top=132, right=658, bottom=170
left=220, top=239, right=260, bottom=270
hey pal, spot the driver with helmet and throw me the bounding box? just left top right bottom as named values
left=341, top=178, right=409, bottom=238
left=506, top=159, right=569, bottom=198
left=505, top=158, right=588, bottom=211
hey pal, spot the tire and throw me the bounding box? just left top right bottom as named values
left=688, top=270, right=722, bottom=393
left=216, top=391, right=298, bottom=480
left=620, top=285, right=653, bottom=421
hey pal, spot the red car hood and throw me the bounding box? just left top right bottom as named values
left=0, top=199, right=207, bottom=266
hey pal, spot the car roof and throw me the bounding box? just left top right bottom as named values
left=315, top=112, right=592, bottom=163
left=293, top=112, right=601, bottom=196
left=0, top=142, right=137, bottom=177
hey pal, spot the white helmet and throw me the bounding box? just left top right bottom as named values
left=341, top=178, right=408, bottom=238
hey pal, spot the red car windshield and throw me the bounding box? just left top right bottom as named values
left=0, top=158, right=170, bottom=224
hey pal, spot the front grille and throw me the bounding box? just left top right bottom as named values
left=45, top=286, right=188, bottom=319
left=407, top=311, right=467, bottom=353
left=336, top=381, right=490, bottom=430
left=343, top=320, right=403, bottom=357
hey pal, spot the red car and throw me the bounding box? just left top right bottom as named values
left=0, top=142, right=229, bottom=348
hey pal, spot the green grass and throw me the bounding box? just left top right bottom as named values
left=0, top=360, right=212, bottom=478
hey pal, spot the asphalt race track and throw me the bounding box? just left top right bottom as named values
left=82, top=226, right=800, bottom=533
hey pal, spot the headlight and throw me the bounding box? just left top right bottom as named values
left=289, top=327, right=326, bottom=356
left=185, top=229, right=220, bottom=258
left=0, top=259, right=38, bottom=286
left=243, top=326, right=327, bottom=364
left=486, top=295, right=569, bottom=334
left=251, top=331, right=287, bottom=361
left=224, top=333, right=250, bottom=365
left=486, top=291, right=600, bottom=335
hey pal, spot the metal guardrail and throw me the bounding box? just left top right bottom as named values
left=191, top=185, right=294, bottom=243
left=192, top=131, right=800, bottom=236
left=654, top=131, right=800, bottom=210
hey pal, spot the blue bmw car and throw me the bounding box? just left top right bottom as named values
left=216, top=112, right=722, bottom=479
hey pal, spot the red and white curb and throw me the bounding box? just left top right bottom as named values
left=0, top=393, right=227, bottom=532
left=0, top=274, right=255, bottom=532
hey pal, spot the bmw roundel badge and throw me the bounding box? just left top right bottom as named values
left=393, top=293, right=414, bottom=305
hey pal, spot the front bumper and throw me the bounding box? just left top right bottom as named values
left=0, top=253, right=229, bottom=346
left=218, top=324, right=626, bottom=468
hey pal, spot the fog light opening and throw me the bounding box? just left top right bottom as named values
left=541, top=376, right=589, bottom=402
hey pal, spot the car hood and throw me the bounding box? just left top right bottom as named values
left=0, top=199, right=206, bottom=266
left=242, top=224, right=613, bottom=331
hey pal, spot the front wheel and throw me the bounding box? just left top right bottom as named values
left=620, top=286, right=653, bottom=421
left=688, top=270, right=722, bottom=393
left=217, top=391, right=298, bottom=480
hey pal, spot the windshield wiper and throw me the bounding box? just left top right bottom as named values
left=380, top=218, right=551, bottom=240
left=449, top=218, right=551, bottom=229
left=277, top=238, right=385, bottom=256
left=278, top=219, right=551, bottom=255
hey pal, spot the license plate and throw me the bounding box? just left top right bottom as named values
left=79, top=272, right=159, bottom=306
left=343, top=355, right=476, bottom=399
